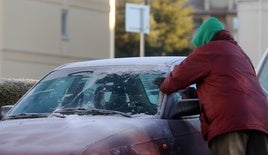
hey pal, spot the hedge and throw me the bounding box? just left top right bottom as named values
left=0, top=78, right=38, bottom=107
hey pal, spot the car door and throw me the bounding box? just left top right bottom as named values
left=257, top=48, right=268, bottom=96
left=159, top=90, right=210, bottom=154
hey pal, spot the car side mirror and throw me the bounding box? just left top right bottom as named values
left=168, top=99, right=200, bottom=119
left=0, top=105, right=13, bottom=119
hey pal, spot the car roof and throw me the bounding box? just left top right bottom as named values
left=55, top=56, right=185, bottom=70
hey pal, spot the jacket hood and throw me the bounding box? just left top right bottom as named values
left=192, top=17, right=224, bottom=47
left=210, top=30, right=237, bottom=45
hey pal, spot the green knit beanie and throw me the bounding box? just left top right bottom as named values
left=192, top=17, right=224, bottom=47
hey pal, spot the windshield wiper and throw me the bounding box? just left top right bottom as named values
left=6, top=113, right=49, bottom=120
left=52, top=108, right=131, bottom=118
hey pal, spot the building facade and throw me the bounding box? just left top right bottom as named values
left=190, top=0, right=268, bottom=67
left=1, top=0, right=266, bottom=79
left=0, top=0, right=115, bottom=79
left=188, top=0, right=238, bottom=39
left=237, top=0, right=268, bottom=67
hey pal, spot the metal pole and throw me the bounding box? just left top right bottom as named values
left=140, top=8, right=145, bottom=57
left=139, top=0, right=149, bottom=57
left=258, top=0, right=263, bottom=58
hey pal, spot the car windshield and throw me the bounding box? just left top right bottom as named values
left=9, top=65, right=167, bottom=116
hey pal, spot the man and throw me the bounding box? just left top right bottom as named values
left=159, top=17, right=268, bottom=155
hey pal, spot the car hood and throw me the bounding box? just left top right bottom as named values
left=0, top=115, right=171, bottom=155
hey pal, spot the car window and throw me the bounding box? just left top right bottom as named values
left=259, top=55, right=268, bottom=93
left=10, top=68, right=164, bottom=116
left=139, top=74, right=160, bottom=104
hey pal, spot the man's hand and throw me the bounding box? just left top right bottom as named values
left=180, top=87, right=198, bottom=99
left=153, top=77, right=165, bottom=87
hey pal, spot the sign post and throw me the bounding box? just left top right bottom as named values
left=125, top=3, right=150, bottom=57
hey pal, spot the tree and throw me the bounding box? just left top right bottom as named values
left=115, top=0, right=140, bottom=57
left=115, top=0, right=194, bottom=57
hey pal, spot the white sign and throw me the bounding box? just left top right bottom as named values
left=125, top=3, right=150, bottom=34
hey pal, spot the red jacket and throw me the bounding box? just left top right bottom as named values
left=160, top=30, right=268, bottom=143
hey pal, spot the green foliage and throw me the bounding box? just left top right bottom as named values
left=115, top=0, right=194, bottom=57
left=0, top=78, right=38, bottom=107
left=115, top=0, right=140, bottom=57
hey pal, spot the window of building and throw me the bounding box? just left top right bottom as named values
left=233, top=17, right=238, bottom=30
left=193, top=18, right=203, bottom=29
left=61, top=9, right=69, bottom=41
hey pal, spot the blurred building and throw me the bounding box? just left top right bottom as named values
left=237, top=0, right=268, bottom=67
left=1, top=0, right=266, bottom=80
left=189, top=0, right=268, bottom=67
left=0, top=0, right=115, bottom=79
left=187, top=0, right=238, bottom=39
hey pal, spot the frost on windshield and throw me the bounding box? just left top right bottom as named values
left=10, top=65, right=167, bottom=116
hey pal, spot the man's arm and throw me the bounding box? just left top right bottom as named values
left=160, top=51, right=211, bottom=94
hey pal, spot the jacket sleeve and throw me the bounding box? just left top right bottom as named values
left=160, top=50, right=212, bottom=94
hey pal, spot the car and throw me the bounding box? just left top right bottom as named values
left=0, top=56, right=211, bottom=155
left=257, top=48, right=268, bottom=97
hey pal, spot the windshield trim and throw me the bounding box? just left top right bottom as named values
left=52, top=108, right=132, bottom=118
